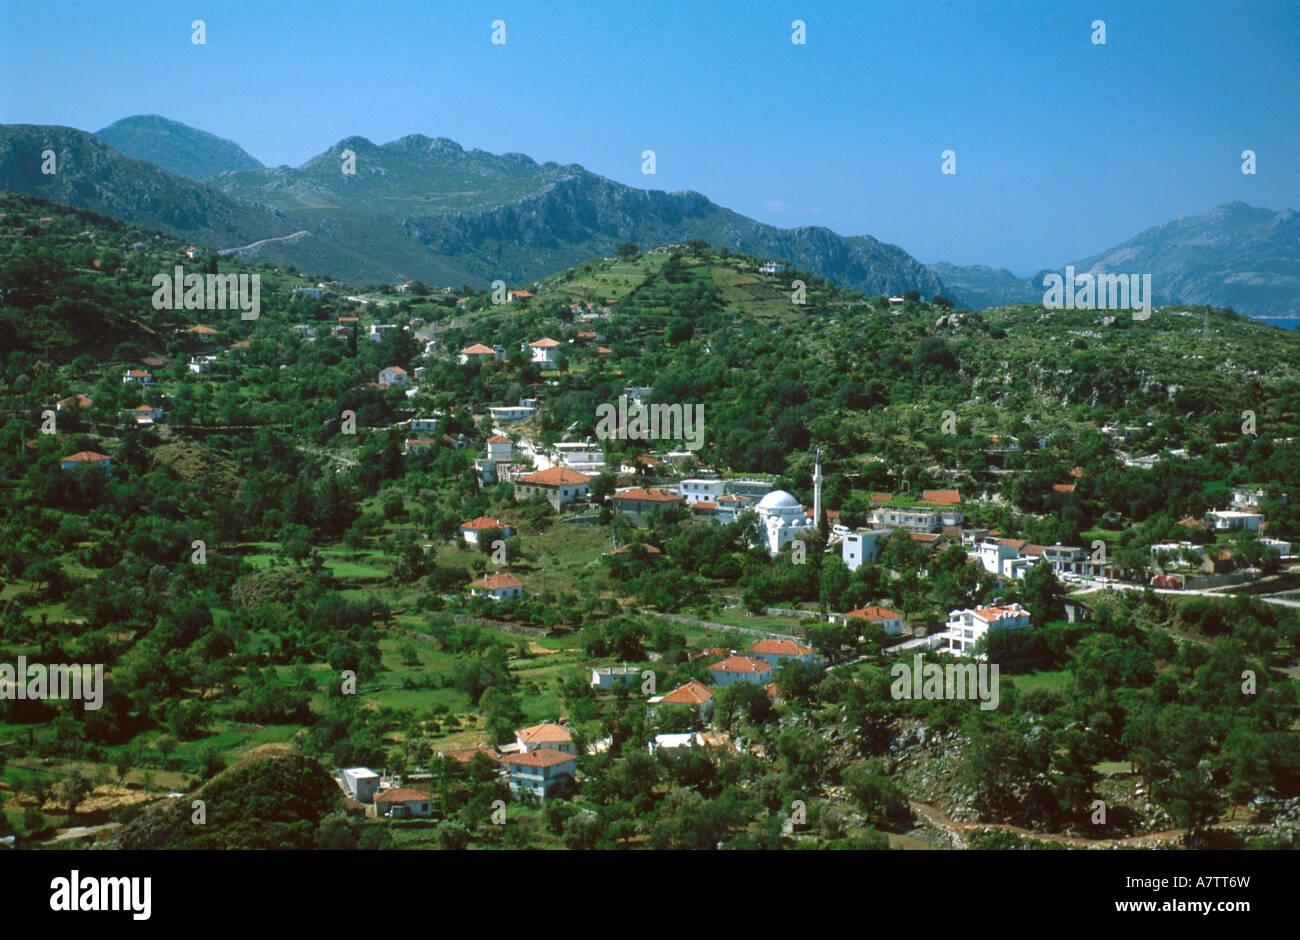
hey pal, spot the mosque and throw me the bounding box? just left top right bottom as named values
left=753, top=450, right=823, bottom=554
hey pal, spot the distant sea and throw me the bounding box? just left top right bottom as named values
left=1263, top=319, right=1300, bottom=331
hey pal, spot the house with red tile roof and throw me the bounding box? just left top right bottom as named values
left=835, top=606, right=905, bottom=635
left=59, top=451, right=111, bottom=472
left=525, top=337, right=560, bottom=365
left=611, top=487, right=680, bottom=521
left=747, top=638, right=815, bottom=666
left=466, top=571, right=524, bottom=601
left=486, top=434, right=513, bottom=461
left=500, top=748, right=577, bottom=800
left=378, top=365, right=408, bottom=387
left=650, top=679, right=715, bottom=721
left=55, top=394, right=94, bottom=411
left=513, top=466, right=591, bottom=509
left=121, top=369, right=153, bottom=386
left=459, top=343, right=498, bottom=364
left=939, top=603, right=1031, bottom=656
left=373, top=787, right=432, bottom=818
left=460, top=516, right=514, bottom=545
left=708, top=655, right=774, bottom=686
left=515, top=722, right=575, bottom=754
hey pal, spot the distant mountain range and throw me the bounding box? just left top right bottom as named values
left=0, top=118, right=940, bottom=296
left=1, top=116, right=1296, bottom=321
left=930, top=202, right=1300, bottom=323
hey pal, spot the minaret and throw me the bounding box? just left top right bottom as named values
left=812, top=448, right=822, bottom=528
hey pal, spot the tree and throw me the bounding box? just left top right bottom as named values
left=55, top=769, right=92, bottom=814
left=1021, top=561, right=1063, bottom=627
left=842, top=763, right=912, bottom=831
left=615, top=243, right=639, bottom=260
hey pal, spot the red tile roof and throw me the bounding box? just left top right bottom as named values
left=468, top=571, right=523, bottom=590
left=659, top=680, right=714, bottom=705
left=63, top=451, right=110, bottom=462
left=1052, top=484, right=1076, bottom=493
left=516, top=467, right=592, bottom=486
left=972, top=606, right=1025, bottom=621
left=461, top=516, right=508, bottom=531
left=612, top=488, right=679, bottom=503
left=922, top=489, right=961, bottom=505
left=517, top=723, right=572, bottom=744
left=461, top=343, right=495, bottom=355
left=529, top=338, right=560, bottom=347
left=374, top=787, right=430, bottom=804
left=501, top=747, right=576, bottom=768
left=709, top=656, right=773, bottom=675
left=843, top=605, right=902, bottom=621
left=748, top=639, right=813, bottom=657
left=486, top=435, right=511, bottom=444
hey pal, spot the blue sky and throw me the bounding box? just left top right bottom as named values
left=3, top=0, right=1297, bottom=274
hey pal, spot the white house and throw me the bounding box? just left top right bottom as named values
left=708, top=655, right=774, bottom=686
left=871, top=505, right=941, bottom=532
left=122, top=369, right=153, bottom=385
left=188, top=355, right=219, bottom=374
left=486, top=435, right=513, bottom=461
left=680, top=478, right=726, bottom=505
left=489, top=404, right=536, bottom=422
left=1260, top=537, right=1293, bottom=556
left=650, top=732, right=708, bottom=752
left=369, top=324, right=399, bottom=342
left=842, top=528, right=889, bottom=571
left=591, top=665, right=641, bottom=690
left=1232, top=488, right=1285, bottom=509
left=1205, top=510, right=1263, bottom=532
left=690, top=495, right=745, bottom=524
left=526, top=338, right=561, bottom=365
left=1040, top=544, right=1086, bottom=574
left=515, top=722, right=576, bottom=755
left=459, top=516, right=514, bottom=545
left=466, top=571, right=524, bottom=600
left=459, top=343, right=498, bottom=364
left=977, top=539, right=1026, bottom=575
left=378, top=366, right=408, bottom=386
left=342, top=767, right=380, bottom=803
left=938, top=604, right=1031, bottom=656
